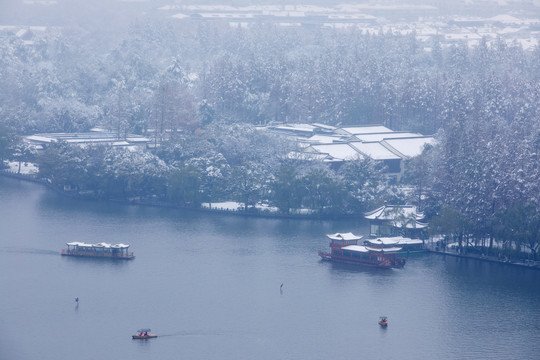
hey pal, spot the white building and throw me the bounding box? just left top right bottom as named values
left=273, top=123, right=435, bottom=181
left=25, top=130, right=150, bottom=152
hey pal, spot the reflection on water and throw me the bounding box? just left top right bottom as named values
left=1, top=177, right=540, bottom=360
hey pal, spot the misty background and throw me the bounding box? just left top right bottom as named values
left=0, top=0, right=539, bottom=253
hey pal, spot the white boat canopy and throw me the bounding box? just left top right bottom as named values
left=66, top=241, right=93, bottom=247
left=342, top=245, right=403, bottom=253
left=66, top=242, right=130, bottom=248
left=368, top=236, right=424, bottom=246
left=396, top=238, right=424, bottom=245
left=366, top=246, right=403, bottom=253
left=326, top=232, right=363, bottom=241
left=342, top=245, right=370, bottom=253
left=111, top=243, right=130, bottom=249
left=368, top=237, right=400, bottom=246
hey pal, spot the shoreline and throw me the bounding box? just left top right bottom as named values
left=428, top=249, right=540, bottom=270
left=3, top=170, right=539, bottom=271
left=0, top=170, right=358, bottom=221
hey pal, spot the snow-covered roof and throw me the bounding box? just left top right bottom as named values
left=200, top=13, right=255, bottom=19
left=309, top=143, right=363, bottom=161
left=337, top=126, right=393, bottom=135
left=512, top=37, right=538, bottom=50
left=26, top=135, right=55, bottom=143
left=125, top=137, right=151, bottom=143
left=111, top=141, right=130, bottom=146
left=25, top=132, right=150, bottom=147
left=270, top=124, right=317, bottom=136
left=89, top=127, right=107, bottom=132
left=381, top=136, right=436, bottom=159
left=312, top=123, right=337, bottom=131
left=353, top=132, right=422, bottom=142
left=306, top=135, right=346, bottom=144
left=365, top=204, right=423, bottom=219
left=327, top=232, right=363, bottom=241
left=487, top=15, right=522, bottom=23
left=329, top=13, right=376, bottom=20
left=408, top=221, right=427, bottom=229
left=349, top=141, right=402, bottom=160
left=365, top=205, right=426, bottom=229
left=172, top=13, right=190, bottom=19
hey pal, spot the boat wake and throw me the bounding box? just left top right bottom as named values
left=0, top=247, right=59, bottom=256
left=158, top=330, right=224, bottom=338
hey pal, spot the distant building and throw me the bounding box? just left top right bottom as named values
left=270, top=123, right=435, bottom=181
left=25, top=129, right=150, bottom=152
left=335, top=125, right=394, bottom=136
left=303, top=141, right=402, bottom=177
left=364, top=204, right=427, bottom=238
left=162, top=3, right=539, bottom=50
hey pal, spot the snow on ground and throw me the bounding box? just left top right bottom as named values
left=201, top=201, right=243, bottom=210
left=201, top=202, right=288, bottom=214
left=6, top=161, right=39, bottom=175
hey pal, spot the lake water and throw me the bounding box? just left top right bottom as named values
left=1, top=176, right=540, bottom=360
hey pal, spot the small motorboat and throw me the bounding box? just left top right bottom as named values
left=132, top=328, right=157, bottom=339
left=378, top=316, right=388, bottom=327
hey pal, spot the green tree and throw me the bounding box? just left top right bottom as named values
left=185, top=152, right=230, bottom=204
left=301, top=167, right=345, bottom=216
left=167, top=166, right=202, bottom=207
left=429, top=207, right=470, bottom=253
left=271, top=164, right=303, bottom=215
left=37, top=141, right=89, bottom=190
left=494, top=203, right=540, bottom=260
left=338, top=157, right=385, bottom=213
left=0, top=126, right=16, bottom=167
left=230, top=161, right=267, bottom=212
left=99, top=148, right=169, bottom=199
left=10, top=141, right=36, bottom=174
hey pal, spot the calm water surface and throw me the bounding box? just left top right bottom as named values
left=1, top=177, right=539, bottom=360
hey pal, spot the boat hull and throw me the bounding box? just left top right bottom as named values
left=132, top=334, right=157, bottom=339
left=61, top=251, right=134, bottom=260
left=318, top=251, right=405, bottom=269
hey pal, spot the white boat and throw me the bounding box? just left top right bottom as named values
left=61, top=242, right=134, bottom=259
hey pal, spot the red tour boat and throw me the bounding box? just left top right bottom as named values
left=318, top=232, right=406, bottom=268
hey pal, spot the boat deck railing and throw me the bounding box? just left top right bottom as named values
left=61, top=249, right=134, bottom=258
